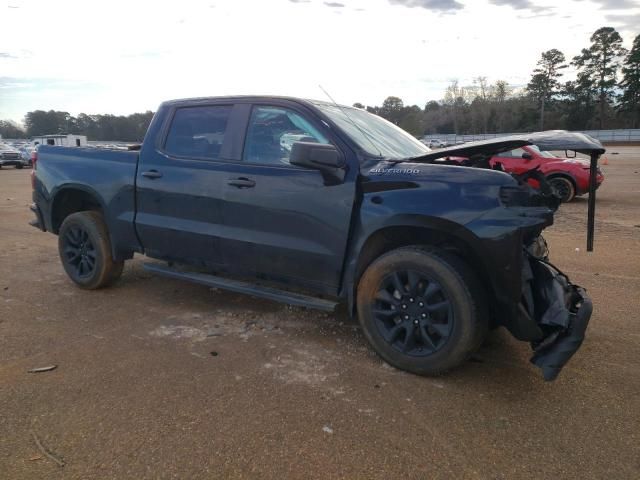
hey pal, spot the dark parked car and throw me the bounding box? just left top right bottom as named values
left=30, top=96, right=603, bottom=380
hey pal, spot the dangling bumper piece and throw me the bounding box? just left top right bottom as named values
left=521, top=253, right=592, bottom=381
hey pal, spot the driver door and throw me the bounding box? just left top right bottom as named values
left=218, top=103, right=356, bottom=294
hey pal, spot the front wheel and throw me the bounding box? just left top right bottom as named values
left=58, top=211, right=124, bottom=289
left=548, top=176, right=575, bottom=202
left=357, top=246, right=487, bottom=376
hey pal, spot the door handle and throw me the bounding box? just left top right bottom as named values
left=227, top=177, right=256, bottom=188
left=142, top=170, right=163, bottom=179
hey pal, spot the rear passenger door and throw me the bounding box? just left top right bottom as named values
left=135, top=103, right=239, bottom=268
left=219, top=102, right=356, bottom=295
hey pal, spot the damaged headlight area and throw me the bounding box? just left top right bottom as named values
left=520, top=238, right=592, bottom=381
left=501, top=169, right=562, bottom=211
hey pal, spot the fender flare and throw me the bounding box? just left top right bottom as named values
left=341, top=214, right=487, bottom=317
left=49, top=183, right=109, bottom=232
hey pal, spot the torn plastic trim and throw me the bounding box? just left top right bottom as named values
left=521, top=250, right=592, bottom=381
left=531, top=285, right=592, bottom=381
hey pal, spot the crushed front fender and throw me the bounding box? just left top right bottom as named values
left=521, top=250, right=592, bottom=381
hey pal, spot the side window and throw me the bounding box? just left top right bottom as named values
left=164, top=105, right=232, bottom=159
left=243, top=106, right=329, bottom=165
left=510, top=148, right=526, bottom=158
left=497, top=148, right=525, bottom=158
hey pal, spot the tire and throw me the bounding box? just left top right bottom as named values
left=58, top=211, right=124, bottom=289
left=16, top=164, right=23, bottom=169
left=548, top=176, right=575, bottom=203
left=357, top=246, right=487, bottom=376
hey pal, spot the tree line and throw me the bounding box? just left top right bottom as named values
left=357, top=28, right=639, bottom=136
left=1, top=110, right=155, bottom=142
left=1, top=27, right=638, bottom=141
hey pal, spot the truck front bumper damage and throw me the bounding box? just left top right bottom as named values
left=521, top=250, right=592, bottom=381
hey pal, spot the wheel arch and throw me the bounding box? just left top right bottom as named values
left=343, top=219, right=494, bottom=318
left=50, top=185, right=107, bottom=234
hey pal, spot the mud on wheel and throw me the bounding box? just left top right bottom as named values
left=357, top=246, right=487, bottom=376
left=58, top=211, right=124, bottom=289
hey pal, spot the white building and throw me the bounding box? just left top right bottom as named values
left=31, top=134, right=88, bottom=147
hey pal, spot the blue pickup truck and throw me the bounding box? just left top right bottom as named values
left=30, top=96, right=603, bottom=380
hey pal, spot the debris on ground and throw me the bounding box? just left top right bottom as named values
left=28, top=365, right=57, bottom=373
left=31, top=432, right=65, bottom=467
left=322, top=426, right=333, bottom=434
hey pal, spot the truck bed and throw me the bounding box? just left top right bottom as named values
left=33, top=145, right=140, bottom=258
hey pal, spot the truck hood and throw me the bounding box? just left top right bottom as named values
left=368, top=130, right=605, bottom=251
left=412, top=130, right=605, bottom=162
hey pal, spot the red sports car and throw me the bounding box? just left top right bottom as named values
left=487, top=145, right=604, bottom=202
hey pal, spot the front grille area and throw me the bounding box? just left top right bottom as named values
left=1, top=152, right=21, bottom=160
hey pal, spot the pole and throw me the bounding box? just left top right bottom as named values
left=586, top=152, right=599, bottom=252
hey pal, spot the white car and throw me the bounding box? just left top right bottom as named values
left=424, top=138, right=448, bottom=148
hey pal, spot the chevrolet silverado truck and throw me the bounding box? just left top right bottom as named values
left=29, top=96, right=603, bottom=380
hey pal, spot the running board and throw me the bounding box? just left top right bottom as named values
left=142, top=263, right=338, bottom=312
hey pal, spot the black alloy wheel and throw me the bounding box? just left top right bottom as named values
left=357, top=247, right=487, bottom=376
left=61, top=225, right=97, bottom=279
left=58, top=211, right=124, bottom=289
left=373, top=270, right=453, bottom=357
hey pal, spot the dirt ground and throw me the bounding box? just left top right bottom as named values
left=1, top=147, right=639, bottom=479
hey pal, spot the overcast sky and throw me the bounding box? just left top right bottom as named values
left=1, top=0, right=639, bottom=123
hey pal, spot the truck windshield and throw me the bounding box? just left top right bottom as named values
left=314, top=103, right=431, bottom=160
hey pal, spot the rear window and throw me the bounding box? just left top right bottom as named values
left=164, top=106, right=232, bottom=159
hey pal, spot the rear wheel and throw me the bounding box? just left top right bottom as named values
left=357, top=246, right=487, bottom=376
left=548, top=176, right=575, bottom=202
left=58, top=211, right=124, bottom=289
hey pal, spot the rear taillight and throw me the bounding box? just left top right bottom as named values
left=30, top=151, right=38, bottom=189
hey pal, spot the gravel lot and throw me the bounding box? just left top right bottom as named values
left=1, top=148, right=639, bottom=479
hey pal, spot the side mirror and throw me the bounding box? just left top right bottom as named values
left=290, top=142, right=346, bottom=184
left=522, top=152, right=533, bottom=160
left=565, top=150, right=577, bottom=158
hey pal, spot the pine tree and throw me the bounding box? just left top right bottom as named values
left=619, top=34, right=640, bottom=128
left=527, top=49, right=567, bottom=130
left=572, top=27, right=627, bottom=129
